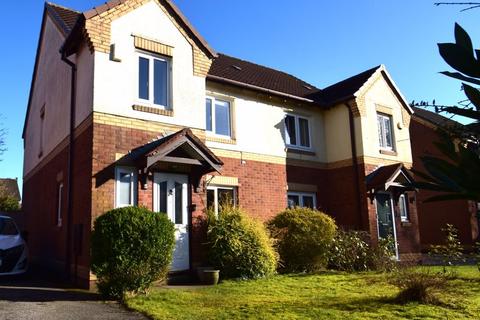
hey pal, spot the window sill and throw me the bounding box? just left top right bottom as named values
left=401, top=221, right=411, bottom=227
left=379, top=149, right=397, bottom=156
left=132, top=104, right=173, bottom=117
left=206, top=135, right=236, bottom=145
left=287, top=147, right=316, bottom=156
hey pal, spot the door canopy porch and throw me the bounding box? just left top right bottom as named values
left=366, top=163, right=416, bottom=203
left=118, top=128, right=223, bottom=192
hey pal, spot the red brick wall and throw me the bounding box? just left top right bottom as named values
left=23, top=122, right=93, bottom=285
left=410, top=118, right=478, bottom=249
left=217, top=157, right=287, bottom=221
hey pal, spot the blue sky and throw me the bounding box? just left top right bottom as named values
left=0, top=0, right=478, bottom=194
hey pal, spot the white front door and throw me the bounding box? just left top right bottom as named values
left=153, top=173, right=189, bottom=271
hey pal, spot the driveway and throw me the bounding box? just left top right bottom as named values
left=0, top=269, right=148, bottom=320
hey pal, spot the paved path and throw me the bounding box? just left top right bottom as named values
left=0, top=271, right=148, bottom=320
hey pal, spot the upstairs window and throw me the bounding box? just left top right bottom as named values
left=287, top=192, right=316, bottom=209
left=285, top=114, right=311, bottom=149
left=206, top=97, right=232, bottom=137
left=399, top=193, right=409, bottom=222
left=377, top=113, right=394, bottom=150
left=115, top=167, right=137, bottom=208
left=138, top=53, right=170, bottom=108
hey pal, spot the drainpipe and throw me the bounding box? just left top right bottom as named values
left=345, top=102, right=364, bottom=230
left=61, top=51, right=77, bottom=282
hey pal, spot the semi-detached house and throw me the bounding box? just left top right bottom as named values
left=23, top=0, right=421, bottom=287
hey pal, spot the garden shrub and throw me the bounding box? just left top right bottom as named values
left=0, top=196, right=20, bottom=211
left=268, top=207, right=337, bottom=273
left=369, top=235, right=397, bottom=272
left=389, top=268, right=448, bottom=304
left=207, top=204, right=278, bottom=279
left=328, top=230, right=397, bottom=272
left=328, top=230, right=371, bottom=271
left=91, top=206, right=175, bottom=300
left=429, top=224, right=465, bottom=272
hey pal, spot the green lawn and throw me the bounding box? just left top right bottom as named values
left=126, top=266, right=480, bottom=320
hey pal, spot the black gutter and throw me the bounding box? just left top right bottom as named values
left=345, top=102, right=364, bottom=229
left=60, top=51, right=77, bottom=281
left=206, top=74, right=319, bottom=106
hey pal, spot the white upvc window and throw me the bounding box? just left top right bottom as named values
left=206, top=97, right=232, bottom=138
left=285, top=114, right=311, bottom=149
left=207, top=185, right=237, bottom=215
left=287, top=192, right=317, bottom=209
left=115, top=167, right=137, bottom=208
left=56, top=183, right=63, bottom=227
left=377, top=113, right=394, bottom=150
left=399, top=193, right=409, bottom=222
left=137, top=52, right=171, bottom=109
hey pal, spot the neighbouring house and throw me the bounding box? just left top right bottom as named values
left=0, top=178, right=21, bottom=204
left=410, top=106, right=479, bottom=250
left=23, top=0, right=421, bottom=287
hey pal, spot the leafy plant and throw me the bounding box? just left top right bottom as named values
left=389, top=267, right=448, bottom=304
left=429, top=224, right=465, bottom=272
left=91, top=206, right=175, bottom=300
left=328, top=230, right=371, bottom=271
left=0, top=196, right=20, bottom=211
left=410, top=24, right=480, bottom=202
left=268, top=207, right=337, bottom=273
left=370, top=235, right=398, bottom=272
left=328, top=230, right=396, bottom=272
left=207, top=204, right=278, bottom=279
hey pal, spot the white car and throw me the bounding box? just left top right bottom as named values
left=0, top=215, right=28, bottom=275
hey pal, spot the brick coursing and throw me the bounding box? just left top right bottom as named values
left=410, top=118, right=478, bottom=249
left=23, top=122, right=93, bottom=288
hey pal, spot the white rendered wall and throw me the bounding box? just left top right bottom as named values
left=24, top=16, right=72, bottom=176
left=360, top=76, right=413, bottom=164
left=93, top=0, right=205, bottom=130
left=205, top=86, right=327, bottom=163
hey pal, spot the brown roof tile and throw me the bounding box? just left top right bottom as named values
left=208, top=54, right=322, bottom=103
left=319, top=66, right=380, bottom=105
left=412, top=106, right=461, bottom=129
left=45, top=2, right=80, bottom=35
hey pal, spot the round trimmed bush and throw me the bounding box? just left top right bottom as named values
left=207, top=205, right=278, bottom=279
left=268, top=207, right=337, bottom=273
left=91, top=206, right=175, bottom=299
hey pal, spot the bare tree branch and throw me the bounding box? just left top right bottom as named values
left=434, top=2, right=480, bottom=11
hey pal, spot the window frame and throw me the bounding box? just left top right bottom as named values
left=399, top=193, right=409, bottom=222
left=284, top=113, right=312, bottom=150
left=287, top=191, right=317, bottom=209
left=56, top=183, right=63, bottom=227
left=136, top=51, right=171, bottom=109
left=377, top=112, right=395, bottom=151
left=205, top=96, right=233, bottom=138
left=115, top=167, right=138, bottom=208
left=206, top=185, right=237, bottom=216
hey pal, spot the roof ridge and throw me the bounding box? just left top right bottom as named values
left=412, top=106, right=461, bottom=126
left=217, top=53, right=321, bottom=90
left=46, top=2, right=81, bottom=14
left=322, top=65, right=381, bottom=91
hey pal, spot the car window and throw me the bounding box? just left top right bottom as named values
left=0, top=218, right=19, bottom=235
